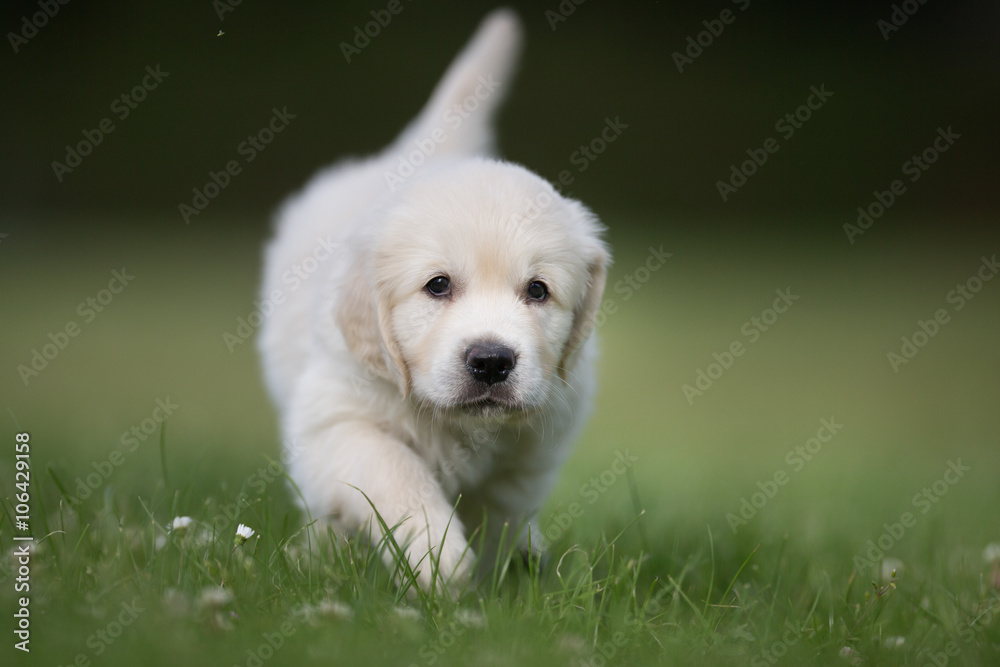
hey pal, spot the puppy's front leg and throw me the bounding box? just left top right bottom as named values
left=460, top=461, right=558, bottom=578
left=288, top=420, right=472, bottom=592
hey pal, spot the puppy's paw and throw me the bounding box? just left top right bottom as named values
left=405, top=534, right=474, bottom=597
left=517, top=547, right=548, bottom=575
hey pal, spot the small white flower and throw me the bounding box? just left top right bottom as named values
left=163, top=588, right=190, bottom=617
left=171, top=516, right=194, bottom=533
left=317, top=600, right=354, bottom=621
left=197, top=587, right=233, bottom=610
left=392, top=606, right=421, bottom=622
left=235, top=523, right=255, bottom=545
left=839, top=646, right=862, bottom=666
left=982, top=543, right=1000, bottom=563
left=454, top=608, right=485, bottom=629
left=557, top=633, right=586, bottom=655
left=882, top=558, right=904, bottom=581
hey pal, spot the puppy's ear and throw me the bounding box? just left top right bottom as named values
left=336, top=260, right=410, bottom=396
left=558, top=245, right=610, bottom=382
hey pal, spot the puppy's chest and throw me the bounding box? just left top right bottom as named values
left=414, top=424, right=522, bottom=496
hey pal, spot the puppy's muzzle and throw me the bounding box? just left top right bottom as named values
left=465, top=343, right=516, bottom=386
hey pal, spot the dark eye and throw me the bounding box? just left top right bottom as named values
left=425, top=276, right=451, bottom=296
left=526, top=280, right=548, bottom=302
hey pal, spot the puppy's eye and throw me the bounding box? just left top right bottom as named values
left=425, top=276, right=451, bottom=297
left=526, top=280, right=548, bottom=302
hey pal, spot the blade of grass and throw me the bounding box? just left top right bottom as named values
left=159, top=420, right=169, bottom=488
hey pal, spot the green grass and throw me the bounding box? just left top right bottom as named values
left=1, top=218, right=999, bottom=666
left=5, top=447, right=1000, bottom=667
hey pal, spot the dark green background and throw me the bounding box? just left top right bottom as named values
left=2, top=3, right=1000, bottom=666
left=3, top=0, right=998, bottom=229
left=2, top=0, right=998, bottom=530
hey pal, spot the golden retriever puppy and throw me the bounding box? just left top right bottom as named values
left=258, top=9, right=609, bottom=591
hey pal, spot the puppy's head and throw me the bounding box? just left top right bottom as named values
left=339, top=160, right=609, bottom=419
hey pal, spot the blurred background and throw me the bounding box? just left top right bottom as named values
left=2, top=0, right=999, bottom=580
left=3, top=1, right=999, bottom=222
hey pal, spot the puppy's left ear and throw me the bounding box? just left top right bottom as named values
left=336, top=255, right=411, bottom=397
left=558, top=243, right=610, bottom=382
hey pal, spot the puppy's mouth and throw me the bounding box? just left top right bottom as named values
left=455, top=389, right=525, bottom=416
left=459, top=395, right=519, bottom=414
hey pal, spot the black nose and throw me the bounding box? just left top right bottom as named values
left=465, top=343, right=516, bottom=385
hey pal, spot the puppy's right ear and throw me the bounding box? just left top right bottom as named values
left=557, top=245, right=609, bottom=382
left=336, top=260, right=410, bottom=396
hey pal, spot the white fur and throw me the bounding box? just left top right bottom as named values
left=258, top=9, right=609, bottom=591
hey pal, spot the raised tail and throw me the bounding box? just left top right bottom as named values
left=388, top=9, right=523, bottom=159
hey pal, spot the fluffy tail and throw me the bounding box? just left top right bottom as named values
left=388, top=9, right=523, bottom=158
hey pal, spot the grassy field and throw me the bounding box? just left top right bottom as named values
left=1, top=217, right=999, bottom=666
